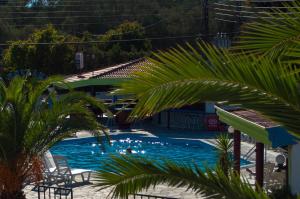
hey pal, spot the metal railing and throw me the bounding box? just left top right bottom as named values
left=133, top=193, right=179, bottom=199
left=37, top=185, right=73, bottom=199
left=242, top=145, right=256, bottom=161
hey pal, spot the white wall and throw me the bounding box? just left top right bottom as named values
left=289, top=143, right=300, bottom=194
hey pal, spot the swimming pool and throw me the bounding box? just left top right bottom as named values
left=51, top=132, right=250, bottom=171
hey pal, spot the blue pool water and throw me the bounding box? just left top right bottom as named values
left=51, top=133, right=250, bottom=170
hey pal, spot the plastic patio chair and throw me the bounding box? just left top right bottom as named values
left=42, top=151, right=63, bottom=185
left=43, top=151, right=92, bottom=186
left=53, top=156, right=92, bottom=186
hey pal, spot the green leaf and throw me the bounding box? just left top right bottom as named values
left=95, top=155, right=268, bottom=199
left=116, top=43, right=300, bottom=136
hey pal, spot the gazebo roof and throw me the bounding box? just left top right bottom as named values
left=216, top=106, right=298, bottom=147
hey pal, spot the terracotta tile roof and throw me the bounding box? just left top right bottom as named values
left=94, top=59, right=151, bottom=79
left=230, top=109, right=278, bottom=128
left=65, top=58, right=149, bottom=83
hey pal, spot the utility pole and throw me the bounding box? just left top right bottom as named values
left=202, top=0, right=209, bottom=42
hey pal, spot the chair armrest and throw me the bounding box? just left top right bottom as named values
left=53, top=155, right=66, bottom=160
left=246, top=168, right=256, bottom=176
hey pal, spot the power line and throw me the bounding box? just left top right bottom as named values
left=5, top=10, right=103, bottom=14
left=214, top=7, right=300, bottom=15
left=0, top=0, right=148, bottom=3
left=0, top=13, right=204, bottom=23
left=214, top=2, right=300, bottom=9
left=215, top=18, right=237, bottom=23
left=1, top=4, right=203, bottom=13
left=2, top=17, right=203, bottom=39
left=0, top=1, right=202, bottom=8
left=3, top=18, right=203, bottom=28
left=228, top=0, right=293, bottom=2
left=0, top=7, right=205, bottom=20
left=215, top=12, right=297, bottom=20
left=1, top=15, right=203, bottom=29
left=10, top=22, right=112, bottom=27
left=0, top=30, right=242, bottom=47
left=0, top=34, right=203, bottom=46
left=214, top=3, right=300, bottom=10
left=3, top=16, right=204, bottom=29
left=0, top=0, right=201, bottom=4
left=0, top=13, right=165, bottom=20
left=77, top=18, right=168, bottom=37
left=78, top=16, right=203, bottom=37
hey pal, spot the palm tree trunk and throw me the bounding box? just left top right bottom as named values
left=0, top=190, right=26, bottom=199
left=0, top=163, right=27, bottom=199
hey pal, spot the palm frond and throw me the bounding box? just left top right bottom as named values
left=286, top=41, right=300, bottom=66
left=117, top=43, right=300, bottom=136
left=57, top=91, right=110, bottom=115
left=94, top=155, right=268, bottom=199
left=238, top=2, right=300, bottom=61
left=0, top=76, right=108, bottom=173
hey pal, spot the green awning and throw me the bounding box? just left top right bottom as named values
left=216, top=106, right=297, bottom=147
left=57, top=78, right=129, bottom=89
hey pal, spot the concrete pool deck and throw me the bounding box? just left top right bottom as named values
left=24, top=128, right=281, bottom=199
left=24, top=175, right=204, bottom=199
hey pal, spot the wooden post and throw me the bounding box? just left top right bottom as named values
left=233, top=130, right=241, bottom=175
left=256, top=142, right=264, bottom=189
left=202, top=0, right=209, bottom=41
left=286, top=156, right=289, bottom=187
left=167, top=110, right=171, bottom=129
left=158, top=112, right=162, bottom=125
left=90, top=86, right=96, bottom=97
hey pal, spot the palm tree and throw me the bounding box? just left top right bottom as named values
left=0, top=76, right=108, bottom=199
left=215, top=134, right=233, bottom=177
left=95, top=2, right=300, bottom=199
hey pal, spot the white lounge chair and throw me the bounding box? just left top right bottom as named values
left=43, top=151, right=92, bottom=186
left=42, top=151, right=62, bottom=185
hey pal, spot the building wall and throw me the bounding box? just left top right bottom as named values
left=289, top=143, right=300, bottom=194
left=153, top=110, right=206, bottom=130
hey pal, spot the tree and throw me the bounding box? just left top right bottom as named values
left=215, top=134, right=233, bottom=177
left=95, top=2, right=300, bottom=198
left=99, top=21, right=152, bottom=65
left=0, top=76, right=108, bottom=199
left=2, top=25, right=79, bottom=75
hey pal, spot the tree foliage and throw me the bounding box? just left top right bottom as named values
left=2, top=25, right=78, bottom=75
left=0, top=0, right=229, bottom=67
left=2, top=22, right=152, bottom=75
left=98, top=21, right=152, bottom=65
left=0, top=76, right=108, bottom=198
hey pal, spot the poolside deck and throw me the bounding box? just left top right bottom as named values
left=24, top=176, right=204, bottom=199
left=24, top=128, right=281, bottom=199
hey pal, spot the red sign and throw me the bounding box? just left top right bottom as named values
left=205, top=115, right=220, bottom=131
